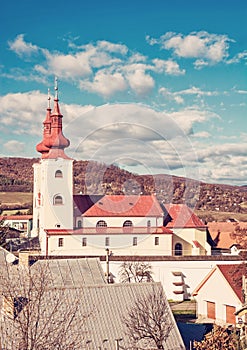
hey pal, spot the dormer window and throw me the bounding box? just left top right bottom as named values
left=55, top=170, right=63, bottom=178
left=123, top=220, right=133, bottom=227
left=96, top=220, right=107, bottom=227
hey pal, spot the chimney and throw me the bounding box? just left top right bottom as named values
left=18, top=251, right=30, bottom=267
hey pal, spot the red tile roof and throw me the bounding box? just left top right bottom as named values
left=45, top=226, right=173, bottom=235
left=79, top=195, right=164, bottom=217
left=0, top=215, right=33, bottom=220
left=165, top=204, right=206, bottom=228
left=208, top=222, right=247, bottom=249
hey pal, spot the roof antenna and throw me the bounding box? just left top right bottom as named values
left=54, top=76, right=58, bottom=100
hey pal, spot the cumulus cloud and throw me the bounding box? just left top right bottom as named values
left=4, top=140, right=25, bottom=153
left=7, top=35, right=186, bottom=98
left=147, top=31, right=234, bottom=67
left=8, top=34, right=39, bottom=57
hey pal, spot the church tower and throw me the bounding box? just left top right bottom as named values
left=32, top=79, right=74, bottom=254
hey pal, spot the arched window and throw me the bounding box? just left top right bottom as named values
left=174, top=243, right=183, bottom=256
left=123, top=220, right=133, bottom=227
left=78, top=220, right=82, bottom=228
left=53, top=195, right=63, bottom=205
left=55, top=170, right=63, bottom=178
left=96, top=220, right=107, bottom=227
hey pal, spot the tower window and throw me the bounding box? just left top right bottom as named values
left=55, top=170, right=63, bottom=178
left=82, top=237, right=87, bottom=246
left=147, top=220, right=151, bottom=227
left=58, top=238, right=64, bottom=247
left=54, top=195, right=63, bottom=205
left=78, top=220, right=82, bottom=228
left=133, top=237, right=137, bottom=246
left=174, top=243, right=183, bottom=256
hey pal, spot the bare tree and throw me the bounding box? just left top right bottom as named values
left=123, top=287, right=174, bottom=349
left=119, top=260, right=153, bottom=283
left=0, top=260, right=88, bottom=350
left=0, top=218, right=10, bottom=248
left=193, top=324, right=239, bottom=350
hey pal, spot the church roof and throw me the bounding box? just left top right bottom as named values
left=75, top=194, right=164, bottom=217
left=165, top=204, right=206, bottom=228
left=36, top=80, right=70, bottom=160
left=45, top=226, right=173, bottom=235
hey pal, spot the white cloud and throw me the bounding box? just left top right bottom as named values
left=80, top=71, right=127, bottom=97
left=147, top=31, right=233, bottom=66
left=126, top=70, right=154, bottom=95
left=8, top=34, right=39, bottom=57
left=4, top=140, right=25, bottom=153
left=152, top=59, right=185, bottom=75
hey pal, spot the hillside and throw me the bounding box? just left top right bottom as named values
left=0, top=157, right=247, bottom=220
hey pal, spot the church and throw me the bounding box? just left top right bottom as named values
left=31, top=83, right=211, bottom=257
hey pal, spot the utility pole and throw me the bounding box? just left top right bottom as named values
left=106, top=248, right=110, bottom=283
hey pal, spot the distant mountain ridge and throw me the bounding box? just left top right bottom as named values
left=0, top=157, right=246, bottom=216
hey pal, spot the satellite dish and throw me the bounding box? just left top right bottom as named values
left=5, top=253, right=16, bottom=264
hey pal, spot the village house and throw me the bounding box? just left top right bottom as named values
left=192, top=264, right=244, bottom=326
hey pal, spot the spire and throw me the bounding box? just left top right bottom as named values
left=53, top=77, right=61, bottom=115
left=36, top=80, right=71, bottom=159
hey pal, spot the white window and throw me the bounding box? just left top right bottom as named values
left=54, top=195, right=63, bottom=205
left=55, top=170, right=63, bottom=178
left=133, top=237, right=137, bottom=246
left=96, top=220, right=107, bottom=227
left=58, top=238, right=64, bottom=247
left=105, top=237, right=110, bottom=246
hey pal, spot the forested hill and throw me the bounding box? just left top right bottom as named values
left=0, top=157, right=247, bottom=215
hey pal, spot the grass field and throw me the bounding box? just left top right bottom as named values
left=0, top=192, right=32, bottom=205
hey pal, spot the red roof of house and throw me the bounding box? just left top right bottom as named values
left=77, top=195, right=164, bottom=217
left=207, top=222, right=247, bottom=249
left=193, top=264, right=243, bottom=302
left=0, top=215, right=33, bottom=221
left=45, top=226, right=173, bottom=235
left=165, top=204, right=206, bottom=228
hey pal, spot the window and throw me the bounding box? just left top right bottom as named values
left=54, top=195, right=63, bottom=205
left=82, top=237, right=87, bottom=247
left=155, top=237, right=159, bottom=246
left=55, top=170, right=63, bottom=178
left=78, top=220, right=82, bottom=228
left=174, top=243, right=183, bottom=256
left=96, top=220, right=107, bottom=227
left=58, top=238, right=64, bottom=247
left=133, top=237, right=137, bottom=246
left=147, top=220, right=151, bottom=227
left=105, top=237, right=110, bottom=246
left=123, top=220, right=133, bottom=227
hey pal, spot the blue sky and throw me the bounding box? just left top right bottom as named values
left=0, top=0, right=246, bottom=185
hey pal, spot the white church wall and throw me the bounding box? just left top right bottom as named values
left=46, top=233, right=172, bottom=256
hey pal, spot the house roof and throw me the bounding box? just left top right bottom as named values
left=165, top=204, right=206, bottom=228
left=0, top=255, right=185, bottom=350
left=45, top=226, right=173, bottom=236
left=0, top=215, right=33, bottom=221
left=207, top=222, right=247, bottom=249
left=75, top=194, right=164, bottom=217
left=193, top=264, right=243, bottom=302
